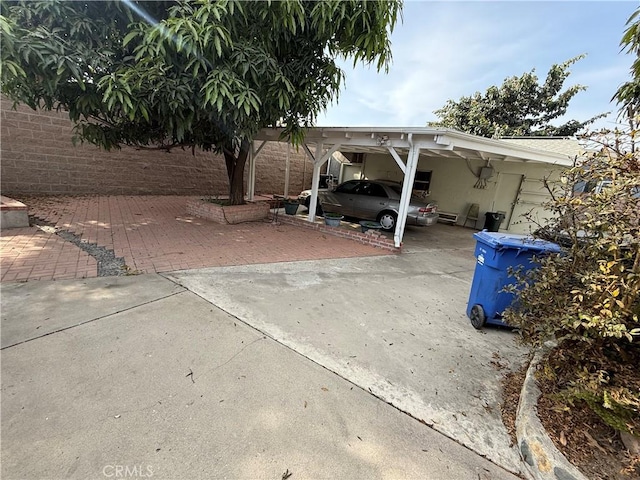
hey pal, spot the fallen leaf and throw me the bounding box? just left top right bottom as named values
left=560, top=431, right=567, bottom=446
left=584, top=431, right=607, bottom=454
left=321, top=387, right=328, bottom=392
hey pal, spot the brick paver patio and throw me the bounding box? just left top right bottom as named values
left=1, top=196, right=391, bottom=282
left=1, top=226, right=97, bottom=282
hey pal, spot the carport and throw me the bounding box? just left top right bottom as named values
left=250, top=127, right=574, bottom=247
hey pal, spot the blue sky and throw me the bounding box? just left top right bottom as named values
left=316, top=1, right=636, bottom=131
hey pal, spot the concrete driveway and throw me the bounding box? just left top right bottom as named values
left=165, top=224, right=528, bottom=474
left=1, top=224, right=527, bottom=478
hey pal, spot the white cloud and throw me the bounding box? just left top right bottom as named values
left=319, top=3, right=542, bottom=126
left=316, top=1, right=633, bottom=129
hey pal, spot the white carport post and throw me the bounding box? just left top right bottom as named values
left=302, top=143, right=323, bottom=223
left=393, top=134, right=421, bottom=248
left=248, top=140, right=266, bottom=201
left=284, top=143, right=291, bottom=197
left=302, top=142, right=342, bottom=223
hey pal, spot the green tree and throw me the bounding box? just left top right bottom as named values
left=429, top=56, right=606, bottom=138
left=614, top=7, right=640, bottom=119
left=0, top=0, right=401, bottom=204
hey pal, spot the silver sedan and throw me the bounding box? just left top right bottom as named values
left=317, top=179, right=438, bottom=231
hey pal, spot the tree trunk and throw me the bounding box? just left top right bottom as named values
left=223, top=139, right=250, bottom=205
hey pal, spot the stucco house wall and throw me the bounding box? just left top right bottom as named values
left=354, top=152, right=565, bottom=234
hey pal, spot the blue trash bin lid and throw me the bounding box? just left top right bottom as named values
left=473, top=231, right=561, bottom=253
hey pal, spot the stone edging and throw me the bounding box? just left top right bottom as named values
left=516, top=350, right=588, bottom=480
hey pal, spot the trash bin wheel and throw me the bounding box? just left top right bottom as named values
left=469, top=304, right=486, bottom=329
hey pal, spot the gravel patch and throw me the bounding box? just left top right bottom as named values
left=31, top=216, right=129, bottom=277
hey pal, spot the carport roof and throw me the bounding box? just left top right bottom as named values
left=255, top=126, right=575, bottom=166
left=252, top=126, right=575, bottom=249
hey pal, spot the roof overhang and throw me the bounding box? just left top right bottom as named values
left=255, top=126, right=574, bottom=167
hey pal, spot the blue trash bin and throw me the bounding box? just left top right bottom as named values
left=466, top=231, right=560, bottom=329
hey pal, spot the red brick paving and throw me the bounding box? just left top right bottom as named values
left=1, top=196, right=391, bottom=282
left=1, top=226, right=97, bottom=282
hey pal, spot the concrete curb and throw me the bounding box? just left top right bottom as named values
left=516, top=351, right=588, bottom=480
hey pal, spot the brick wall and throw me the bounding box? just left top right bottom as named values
left=1, top=97, right=314, bottom=196
left=273, top=212, right=399, bottom=252
left=254, top=141, right=314, bottom=197
left=186, top=198, right=270, bottom=224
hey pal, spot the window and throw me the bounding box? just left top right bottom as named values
left=574, top=179, right=611, bottom=195
left=335, top=181, right=360, bottom=194
left=352, top=182, right=368, bottom=195
left=413, top=171, right=432, bottom=192
left=366, top=183, right=388, bottom=197
left=350, top=182, right=387, bottom=197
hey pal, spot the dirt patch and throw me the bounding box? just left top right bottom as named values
left=500, top=365, right=527, bottom=447
left=501, top=363, right=639, bottom=479
left=537, top=372, right=639, bottom=480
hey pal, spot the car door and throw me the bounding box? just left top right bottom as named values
left=319, top=180, right=358, bottom=216
left=351, top=181, right=390, bottom=220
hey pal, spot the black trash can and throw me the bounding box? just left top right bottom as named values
left=483, top=212, right=505, bottom=232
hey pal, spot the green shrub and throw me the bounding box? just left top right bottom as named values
left=503, top=127, right=640, bottom=436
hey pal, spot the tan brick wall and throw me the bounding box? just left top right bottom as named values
left=1, top=97, right=313, bottom=196
left=254, top=141, right=314, bottom=196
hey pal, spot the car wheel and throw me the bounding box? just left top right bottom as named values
left=316, top=202, right=324, bottom=217
left=377, top=211, right=397, bottom=231
left=469, top=304, right=486, bottom=329
left=304, top=197, right=311, bottom=209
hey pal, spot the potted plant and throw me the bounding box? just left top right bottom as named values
left=283, top=199, right=299, bottom=215
left=324, top=212, right=344, bottom=227
left=359, top=220, right=382, bottom=233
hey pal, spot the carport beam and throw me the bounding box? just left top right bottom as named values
left=387, top=146, right=406, bottom=174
